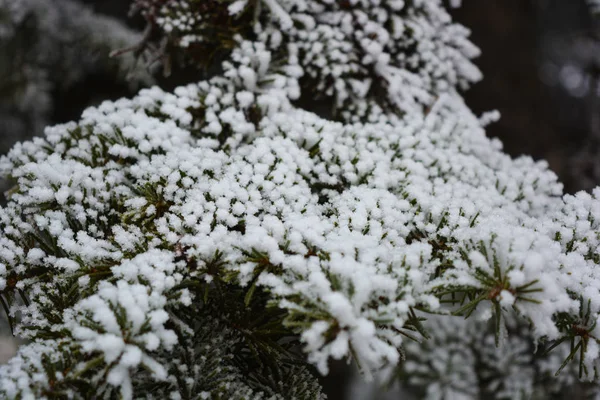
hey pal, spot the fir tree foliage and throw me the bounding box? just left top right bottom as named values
left=0, top=0, right=600, bottom=399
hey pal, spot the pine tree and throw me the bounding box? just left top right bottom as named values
left=0, top=1, right=599, bottom=398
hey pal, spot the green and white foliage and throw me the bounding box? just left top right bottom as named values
left=145, top=0, right=481, bottom=120
left=0, top=0, right=600, bottom=399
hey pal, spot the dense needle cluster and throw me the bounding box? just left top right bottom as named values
left=0, top=1, right=600, bottom=399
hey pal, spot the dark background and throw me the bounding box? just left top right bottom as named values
left=453, top=0, right=600, bottom=193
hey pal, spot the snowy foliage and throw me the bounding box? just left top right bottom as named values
left=399, top=314, right=586, bottom=400
left=149, top=0, right=481, bottom=120
left=0, top=0, right=600, bottom=399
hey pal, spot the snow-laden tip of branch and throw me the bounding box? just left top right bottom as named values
left=263, top=0, right=294, bottom=30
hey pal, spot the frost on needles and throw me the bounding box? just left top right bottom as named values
left=0, top=0, right=599, bottom=399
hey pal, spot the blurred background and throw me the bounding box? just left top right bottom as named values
left=454, top=0, right=600, bottom=194
left=0, top=0, right=599, bottom=398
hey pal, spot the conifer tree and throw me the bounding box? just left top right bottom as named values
left=1, top=1, right=600, bottom=399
